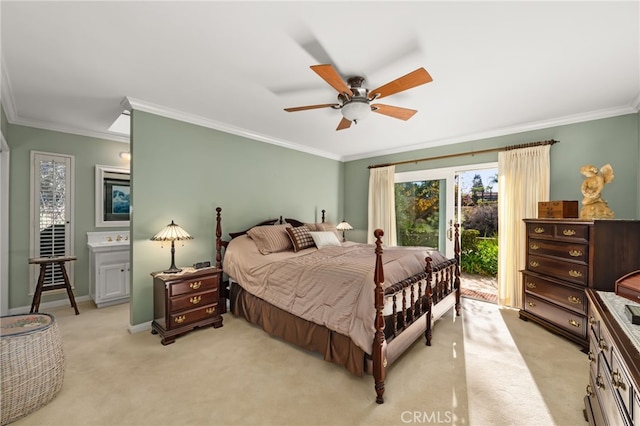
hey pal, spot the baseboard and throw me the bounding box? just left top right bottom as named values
left=7, top=295, right=92, bottom=315
left=128, top=321, right=152, bottom=334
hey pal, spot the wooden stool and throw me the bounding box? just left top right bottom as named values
left=28, top=256, right=79, bottom=315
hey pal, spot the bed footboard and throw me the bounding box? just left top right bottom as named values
left=371, top=223, right=460, bottom=404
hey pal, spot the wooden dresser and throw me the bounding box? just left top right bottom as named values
left=585, top=289, right=640, bottom=425
left=520, top=219, right=640, bottom=350
left=151, top=267, right=223, bottom=345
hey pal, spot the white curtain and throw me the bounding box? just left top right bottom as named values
left=498, top=145, right=550, bottom=308
left=368, top=166, right=397, bottom=245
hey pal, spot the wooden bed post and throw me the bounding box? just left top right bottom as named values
left=424, top=256, right=433, bottom=346
left=372, top=229, right=387, bottom=404
left=454, top=222, right=461, bottom=315
left=215, top=207, right=223, bottom=269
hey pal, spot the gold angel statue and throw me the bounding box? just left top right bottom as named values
left=579, top=163, right=615, bottom=220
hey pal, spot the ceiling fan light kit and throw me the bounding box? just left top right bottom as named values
left=285, top=64, right=432, bottom=131
left=341, top=99, right=371, bottom=123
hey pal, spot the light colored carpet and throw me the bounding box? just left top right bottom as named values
left=10, top=298, right=588, bottom=426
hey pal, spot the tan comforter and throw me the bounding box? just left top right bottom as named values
left=223, top=235, right=447, bottom=354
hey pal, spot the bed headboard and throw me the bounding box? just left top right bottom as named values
left=214, top=207, right=326, bottom=268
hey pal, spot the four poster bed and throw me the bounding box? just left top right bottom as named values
left=214, top=207, right=461, bottom=403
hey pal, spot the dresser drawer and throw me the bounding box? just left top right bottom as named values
left=524, top=294, right=586, bottom=338
left=586, top=370, right=607, bottom=426
left=527, top=238, right=588, bottom=263
left=553, top=223, right=590, bottom=243
left=169, top=289, right=218, bottom=312
left=168, top=303, right=220, bottom=330
left=527, top=254, right=589, bottom=286
left=169, top=275, right=219, bottom=297
left=612, top=350, right=633, bottom=421
left=522, top=273, right=586, bottom=314
left=595, top=352, right=623, bottom=426
left=527, top=222, right=554, bottom=239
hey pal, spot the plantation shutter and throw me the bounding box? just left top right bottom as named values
left=30, top=152, right=75, bottom=292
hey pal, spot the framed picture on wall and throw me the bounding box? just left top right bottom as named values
left=96, top=165, right=130, bottom=227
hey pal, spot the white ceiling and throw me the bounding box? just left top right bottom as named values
left=1, top=1, right=639, bottom=161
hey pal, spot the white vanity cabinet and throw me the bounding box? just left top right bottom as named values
left=87, top=231, right=130, bottom=308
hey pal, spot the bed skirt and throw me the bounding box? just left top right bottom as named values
left=230, top=281, right=366, bottom=376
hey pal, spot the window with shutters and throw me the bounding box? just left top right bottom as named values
left=29, top=151, right=75, bottom=293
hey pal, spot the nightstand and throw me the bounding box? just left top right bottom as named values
left=151, top=267, right=223, bottom=345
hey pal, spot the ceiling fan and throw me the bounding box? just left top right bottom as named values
left=284, top=64, right=433, bottom=131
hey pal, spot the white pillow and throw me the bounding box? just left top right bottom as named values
left=309, top=231, right=342, bottom=249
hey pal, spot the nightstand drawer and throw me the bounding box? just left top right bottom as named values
left=527, top=238, right=588, bottom=263
left=169, top=275, right=219, bottom=297
left=169, top=289, right=218, bottom=312
left=524, top=294, right=586, bottom=338
left=523, top=272, right=586, bottom=314
left=168, top=304, right=219, bottom=329
left=527, top=254, right=588, bottom=286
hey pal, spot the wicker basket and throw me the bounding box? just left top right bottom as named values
left=1, top=313, right=65, bottom=425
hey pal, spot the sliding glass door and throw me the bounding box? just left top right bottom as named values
left=395, top=169, right=457, bottom=258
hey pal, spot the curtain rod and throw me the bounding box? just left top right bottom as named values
left=367, top=139, right=559, bottom=169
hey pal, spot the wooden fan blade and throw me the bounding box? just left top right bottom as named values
left=371, top=104, right=418, bottom=121
left=369, top=68, right=432, bottom=100
left=311, top=64, right=353, bottom=96
left=284, top=103, right=339, bottom=112
left=336, top=117, right=352, bottom=131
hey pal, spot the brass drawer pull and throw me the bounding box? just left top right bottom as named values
left=568, top=319, right=580, bottom=328
left=529, top=244, right=539, bottom=250
left=567, top=296, right=581, bottom=305
left=568, top=270, right=583, bottom=278
left=526, top=282, right=537, bottom=289
left=528, top=301, right=536, bottom=307
left=534, top=227, right=545, bottom=234
left=189, top=295, right=201, bottom=304
left=589, top=316, right=596, bottom=325
left=599, top=338, right=608, bottom=351
left=206, top=307, right=216, bottom=315
left=612, top=370, right=627, bottom=391
left=174, top=315, right=186, bottom=324
left=596, top=374, right=605, bottom=390
left=190, top=281, right=202, bottom=290
left=586, top=384, right=594, bottom=397
left=562, top=229, right=577, bottom=236
left=568, top=249, right=583, bottom=257
left=529, top=261, right=540, bottom=268
left=588, top=350, right=595, bottom=363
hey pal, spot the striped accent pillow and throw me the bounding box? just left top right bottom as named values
left=247, top=224, right=293, bottom=254
left=286, top=225, right=315, bottom=252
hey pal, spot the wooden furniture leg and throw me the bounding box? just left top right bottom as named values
left=30, top=263, right=47, bottom=314
left=29, top=256, right=79, bottom=315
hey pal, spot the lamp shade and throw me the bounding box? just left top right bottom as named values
left=336, top=221, right=353, bottom=231
left=151, top=220, right=193, bottom=242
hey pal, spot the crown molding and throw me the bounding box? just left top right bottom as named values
left=342, top=103, right=640, bottom=162
left=631, top=92, right=640, bottom=112
left=125, top=97, right=342, bottom=161
left=0, top=57, right=18, bottom=123
left=8, top=116, right=130, bottom=144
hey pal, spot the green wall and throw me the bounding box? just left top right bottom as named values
left=129, top=110, right=343, bottom=325
left=4, top=108, right=638, bottom=327
left=344, top=114, right=640, bottom=242
left=6, top=124, right=130, bottom=308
